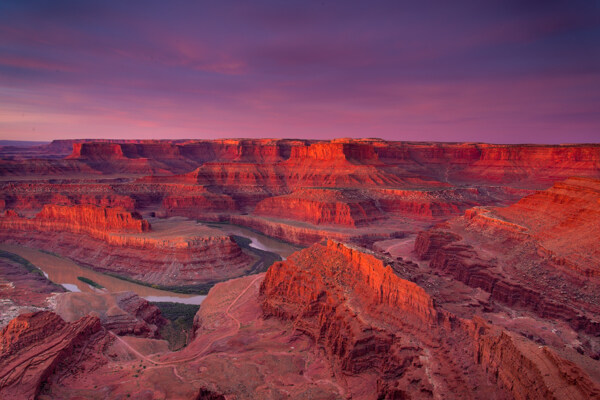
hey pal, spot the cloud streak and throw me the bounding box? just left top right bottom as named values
left=0, top=0, right=598, bottom=143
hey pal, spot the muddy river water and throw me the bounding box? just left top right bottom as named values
left=0, top=223, right=300, bottom=305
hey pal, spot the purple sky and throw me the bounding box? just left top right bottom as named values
left=0, top=0, right=599, bottom=143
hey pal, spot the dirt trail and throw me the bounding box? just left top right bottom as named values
left=110, top=275, right=263, bottom=367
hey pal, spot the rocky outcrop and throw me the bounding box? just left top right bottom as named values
left=0, top=312, right=106, bottom=400
left=414, top=229, right=461, bottom=260
left=0, top=256, right=65, bottom=328
left=261, top=241, right=479, bottom=398
left=254, top=188, right=385, bottom=227
left=37, top=203, right=150, bottom=233
left=492, top=177, right=600, bottom=274
left=467, top=317, right=600, bottom=400
left=414, top=178, right=600, bottom=338
left=260, top=241, right=600, bottom=399
left=230, top=214, right=404, bottom=246
left=1, top=182, right=136, bottom=211
left=54, top=291, right=165, bottom=338
left=0, top=209, right=253, bottom=286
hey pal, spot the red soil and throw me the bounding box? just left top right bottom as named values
left=1, top=138, right=600, bottom=399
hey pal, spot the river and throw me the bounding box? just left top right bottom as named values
left=0, top=223, right=300, bottom=305
left=209, top=222, right=302, bottom=259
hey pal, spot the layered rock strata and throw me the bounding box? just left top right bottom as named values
left=54, top=291, right=166, bottom=338
left=414, top=178, right=600, bottom=349
left=261, top=240, right=600, bottom=399
left=0, top=312, right=107, bottom=400
left=0, top=206, right=253, bottom=286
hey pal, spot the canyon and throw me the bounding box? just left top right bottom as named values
left=1, top=138, right=599, bottom=399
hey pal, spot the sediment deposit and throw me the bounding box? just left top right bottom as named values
left=1, top=138, right=600, bottom=399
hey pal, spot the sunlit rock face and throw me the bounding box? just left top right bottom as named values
left=0, top=205, right=252, bottom=286
left=415, top=177, right=600, bottom=348
left=0, top=311, right=106, bottom=400
left=260, top=241, right=600, bottom=399
left=1, top=138, right=600, bottom=399
left=0, top=239, right=599, bottom=399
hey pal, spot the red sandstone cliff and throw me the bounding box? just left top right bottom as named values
left=0, top=312, right=106, bottom=400
left=261, top=241, right=600, bottom=399
left=414, top=177, right=600, bottom=342
left=254, top=188, right=385, bottom=227
left=0, top=206, right=253, bottom=286
left=37, top=203, right=150, bottom=233
left=54, top=291, right=166, bottom=338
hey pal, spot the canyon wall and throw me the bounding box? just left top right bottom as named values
left=254, top=188, right=385, bottom=227
left=0, top=205, right=253, bottom=287
left=0, top=312, right=106, bottom=400
left=414, top=177, right=600, bottom=341
left=260, top=241, right=600, bottom=399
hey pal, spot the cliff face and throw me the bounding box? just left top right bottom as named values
left=161, top=192, right=236, bottom=218
left=466, top=317, right=600, bottom=400
left=0, top=206, right=253, bottom=287
left=230, top=214, right=404, bottom=246
left=492, top=177, right=600, bottom=271
left=37, top=203, right=150, bottom=233
left=54, top=291, right=166, bottom=338
left=0, top=312, right=106, bottom=400
left=287, top=141, right=380, bottom=164
left=1, top=182, right=136, bottom=211
left=261, top=242, right=449, bottom=398
left=414, top=177, right=600, bottom=341
left=262, top=240, right=437, bottom=326
left=3, top=140, right=600, bottom=185
left=260, top=241, right=600, bottom=399
left=0, top=204, right=151, bottom=244
left=254, top=188, right=385, bottom=227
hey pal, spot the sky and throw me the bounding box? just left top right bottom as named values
left=0, top=0, right=599, bottom=143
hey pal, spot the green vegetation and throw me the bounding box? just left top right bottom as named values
left=0, top=249, right=64, bottom=291
left=102, top=233, right=283, bottom=295
left=230, top=235, right=282, bottom=274
left=0, top=250, right=45, bottom=277
left=38, top=249, right=61, bottom=257
left=77, top=276, right=104, bottom=289
left=104, top=272, right=215, bottom=294
left=151, top=302, right=201, bottom=350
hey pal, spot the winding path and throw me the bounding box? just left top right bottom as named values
left=109, top=274, right=263, bottom=367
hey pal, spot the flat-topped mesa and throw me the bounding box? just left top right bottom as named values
left=287, top=141, right=380, bottom=164
left=0, top=182, right=137, bottom=211
left=184, top=138, right=307, bottom=163
left=67, top=139, right=310, bottom=168
left=37, top=204, right=151, bottom=233
left=254, top=188, right=385, bottom=227
left=68, top=142, right=126, bottom=160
